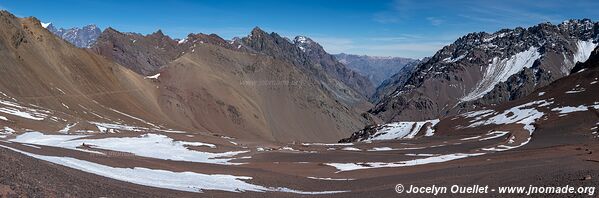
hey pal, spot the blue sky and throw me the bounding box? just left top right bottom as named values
left=2, top=0, right=598, bottom=58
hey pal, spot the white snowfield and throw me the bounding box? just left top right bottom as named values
left=0, top=144, right=346, bottom=194
left=365, top=119, right=440, bottom=141
left=11, top=132, right=245, bottom=165
left=461, top=47, right=541, bottom=102
left=325, top=153, right=485, bottom=172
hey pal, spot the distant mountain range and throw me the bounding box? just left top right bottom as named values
left=43, top=22, right=100, bottom=48
left=334, top=53, right=419, bottom=87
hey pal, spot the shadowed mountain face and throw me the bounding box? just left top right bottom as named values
left=45, top=23, right=100, bottom=48
left=91, top=28, right=253, bottom=76
left=334, top=53, right=419, bottom=87
left=371, top=20, right=599, bottom=122
left=91, top=28, right=184, bottom=75
left=240, top=28, right=375, bottom=107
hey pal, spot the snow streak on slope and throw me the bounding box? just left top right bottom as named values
left=461, top=47, right=541, bottom=102
left=468, top=100, right=549, bottom=134
left=573, top=40, right=598, bottom=65
left=0, top=99, right=50, bottom=121
left=367, top=119, right=440, bottom=141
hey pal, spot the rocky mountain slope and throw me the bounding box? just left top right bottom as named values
left=44, top=23, right=100, bottom=48
left=92, top=26, right=374, bottom=110
left=0, top=11, right=368, bottom=142
left=344, top=45, right=599, bottom=142
left=91, top=28, right=253, bottom=75
left=0, top=11, right=186, bottom=134
left=156, top=44, right=368, bottom=142
left=240, top=28, right=374, bottom=106
left=334, top=53, right=419, bottom=86
left=371, top=19, right=599, bottom=121
left=91, top=28, right=184, bottom=75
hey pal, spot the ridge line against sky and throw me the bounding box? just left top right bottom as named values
left=2, top=0, right=598, bottom=59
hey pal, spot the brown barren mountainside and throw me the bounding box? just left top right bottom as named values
left=0, top=11, right=368, bottom=142
left=88, top=25, right=373, bottom=141
left=156, top=44, right=368, bottom=142
left=0, top=11, right=189, bottom=133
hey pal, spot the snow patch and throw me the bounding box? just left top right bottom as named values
left=307, top=176, right=355, bottom=181
left=443, top=54, right=466, bottom=63
left=479, top=131, right=509, bottom=141
left=365, top=119, right=440, bottom=141
left=468, top=100, right=548, bottom=134
left=341, top=147, right=361, bottom=151
left=573, top=40, right=598, bottom=64
left=0, top=99, right=49, bottom=121
left=41, top=22, right=51, bottom=28
left=145, top=73, right=161, bottom=79
left=538, top=92, right=545, bottom=96
left=325, top=153, right=485, bottom=172
left=11, top=132, right=239, bottom=165
left=59, top=123, right=77, bottom=134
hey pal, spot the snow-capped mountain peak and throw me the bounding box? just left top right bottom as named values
left=46, top=23, right=101, bottom=48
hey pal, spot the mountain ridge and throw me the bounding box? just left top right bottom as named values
left=370, top=19, right=599, bottom=122
left=45, top=23, right=100, bottom=48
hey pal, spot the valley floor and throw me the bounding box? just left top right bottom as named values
left=1, top=113, right=597, bottom=197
